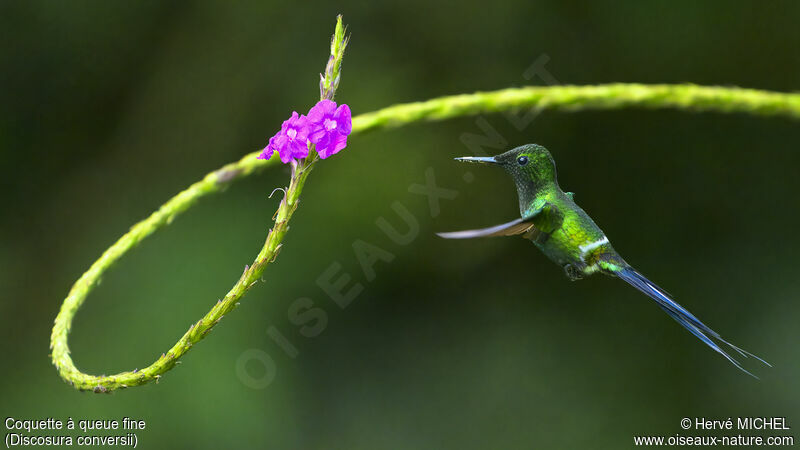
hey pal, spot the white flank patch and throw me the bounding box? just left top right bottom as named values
left=579, top=236, right=609, bottom=260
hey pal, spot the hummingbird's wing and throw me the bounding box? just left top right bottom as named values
left=436, top=218, right=537, bottom=239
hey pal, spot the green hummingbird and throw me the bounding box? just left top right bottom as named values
left=439, top=144, right=770, bottom=376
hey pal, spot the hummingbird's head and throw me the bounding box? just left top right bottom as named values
left=454, top=144, right=558, bottom=215
left=455, top=143, right=557, bottom=185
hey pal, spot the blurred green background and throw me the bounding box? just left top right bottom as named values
left=2, top=1, right=799, bottom=448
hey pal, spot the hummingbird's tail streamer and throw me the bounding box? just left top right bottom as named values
left=616, top=267, right=771, bottom=377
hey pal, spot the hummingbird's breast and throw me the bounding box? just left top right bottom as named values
left=529, top=197, right=617, bottom=272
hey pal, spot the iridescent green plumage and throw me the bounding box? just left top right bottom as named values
left=439, top=144, right=769, bottom=376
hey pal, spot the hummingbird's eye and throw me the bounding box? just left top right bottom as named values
left=517, top=156, right=529, bottom=166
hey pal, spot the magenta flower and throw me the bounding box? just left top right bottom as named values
left=258, top=112, right=310, bottom=163
left=307, top=100, right=352, bottom=159
left=258, top=101, right=352, bottom=164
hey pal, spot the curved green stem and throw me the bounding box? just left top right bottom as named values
left=51, top=80, right=800, bottom=391
left=352, top=83, right=800, bottom=132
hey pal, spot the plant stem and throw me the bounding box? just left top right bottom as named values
left=50, top=79, right=800, bottom=391
left=51, top=15, right=343, bottom=392
left=351, top=83, right=800, bottom=133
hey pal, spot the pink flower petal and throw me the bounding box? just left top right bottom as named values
left=281, top=112, right=300, bottom=132
left=266, top=102, right=351, bottom=164
left=257, top=145, right=273, bottom=160
left=290, top=140, right=309, bottom=159
left=308, top=124, right=328, bottom=144
left=334, top=104, right=352, bottom=135
left=331, top=133, right=348, bottom=153
left=257, top=136, right=277, bottom=160
left=307, top=99, right=336, bottom=123
left=318, top=134, right=347, bottom=159
left=294, top=115, right=310, bottom=141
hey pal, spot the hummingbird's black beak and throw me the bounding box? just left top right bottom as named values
left=453, top=156, right=497, bottom=164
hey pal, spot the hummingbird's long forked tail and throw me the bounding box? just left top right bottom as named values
left=615, top=267, right=771, bottom=378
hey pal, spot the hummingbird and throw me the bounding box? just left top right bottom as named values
left=438, top=144, right=770, bottom=376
